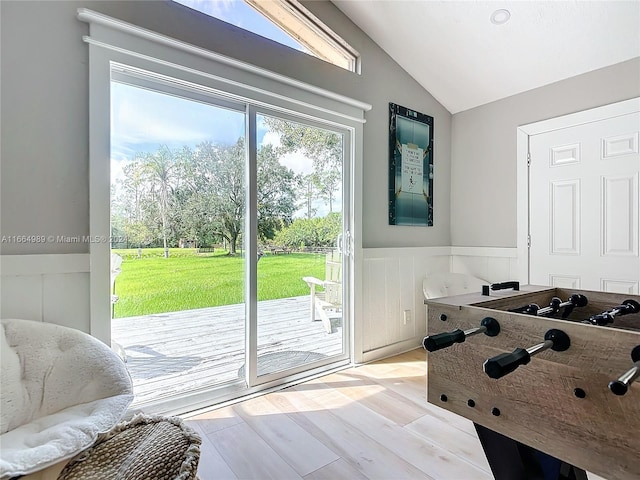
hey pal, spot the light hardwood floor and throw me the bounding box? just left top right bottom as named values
left=184, top=349, right=493, bottom=480
left=184, top=349, right=607, bottom=480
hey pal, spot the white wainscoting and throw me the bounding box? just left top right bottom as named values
left=360, top=246, right=520, bottom=363
left=2, top=248, right=521, bottom=362
left=450, top=246, right=521, bottom=284
left=0, top=254, right=91, bottom=332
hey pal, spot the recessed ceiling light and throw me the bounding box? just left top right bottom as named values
left=490, top=9, right=511, bottom=25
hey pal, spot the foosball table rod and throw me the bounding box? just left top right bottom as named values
left=582, top=299, right=640, bottom=326
left=483, top=329, right=571, bottom=379
left=609, top=345, right=640, bottom=396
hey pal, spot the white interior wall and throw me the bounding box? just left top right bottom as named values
left=362, top=247, right=449, bottom=356
left=450, top=58, right=640, bottom=248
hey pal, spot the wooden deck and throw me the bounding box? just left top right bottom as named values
left=112, top=296, right=343, bottom=406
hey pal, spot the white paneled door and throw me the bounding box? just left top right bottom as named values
left=529, top=112, right=640, bottom=293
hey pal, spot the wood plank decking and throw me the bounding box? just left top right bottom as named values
left=112, top=296, right=343, bottom=406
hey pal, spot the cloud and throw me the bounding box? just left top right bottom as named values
left=111, top=82, right=245, bottom=158
left=111, top=157, right=130, bottom=184
left=280, top=151, right=313, bottom=176
left=259, top=129, right=312, bottom=175
left=260, top=131, right=281, bottom=147
left=175, top=0, right=247, bottom=28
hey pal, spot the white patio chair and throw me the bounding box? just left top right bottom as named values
left=111, top=252, right=122, bottom=308
left=303, top=250, right=342, bottom=334
left=110, top=253, right=126, bottom=362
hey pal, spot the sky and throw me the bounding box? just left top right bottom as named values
left=110, top=84, right=332, bottom=217
left=110, top=1, right=338, bottom=218
left=111, top=82, right=245, bottom=186
left=110, top=82, right=314, bottom=176
left=111, top=0, right=311, bottom=171
left=111, top=82, right=245, bottom=159
left=173, top=0, right=308, bottom=53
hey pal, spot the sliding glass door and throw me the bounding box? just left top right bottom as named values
left=251, top=111, right=350, bottom=385
left=110, top=70, right=249, bottom=408
left=109, top=66, right=350, bottom=410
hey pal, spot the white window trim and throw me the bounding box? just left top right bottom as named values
left=78, top=9, right=368, bottom=120
left=78, top=8, right=371, bottom=367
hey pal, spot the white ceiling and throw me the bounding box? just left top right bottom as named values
left=332, top=1, right=640, bottom=113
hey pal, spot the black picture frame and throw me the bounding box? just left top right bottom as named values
left=388, top=103, right=434, bottom=226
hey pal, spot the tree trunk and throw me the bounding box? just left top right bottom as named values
left=229, top=235, right=237, bottom=255
left=161, top=210, right=169, bottom=258
left=306, top=181, right=313, bottom=219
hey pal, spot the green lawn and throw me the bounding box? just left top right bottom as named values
left=112, top=248, right=326, bottom=318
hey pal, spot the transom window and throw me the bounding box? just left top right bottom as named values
left=173, top=0, right=360, bottom=72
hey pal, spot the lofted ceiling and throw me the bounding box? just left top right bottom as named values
left=332, top=0, right=640, bottom=114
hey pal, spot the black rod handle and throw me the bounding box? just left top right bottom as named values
left=484, top=348, right=531, bottom=379
left=423, top=329, right=466, bottom=352
left=423, top=317, right=500, bottom=352
left=609, top=364, right=640, bottom=396
left=514, top=294, right=588, bottom=318
left=609, top=345, right=640, bottom=396
left=509, top=303, right=540, bottom=315
left=483, top=329, right=570, bottom=379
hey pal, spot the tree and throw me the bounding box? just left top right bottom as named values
left=172, top=186, right=218, bottom=248
left=139, top=146, right=180, bottom=257
left=112, top=139, right=298, bottom=255
left=298, top=174, right=317, bottom=220
left=257, top=144, right=297, bottom=240
left=212, top=140, right=245, bottom=254
left=312, top=168, right=340, bottom=213
left=263, top=117, right=342, bottom=214
left=273, top=212, right=341, bottom=249
left=186, top=139, right=297, bottom=255
left=112, top=160, right=156, bottom=249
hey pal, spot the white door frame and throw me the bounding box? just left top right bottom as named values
left=81, top=8, right=370, bottom=413
left=80, top=8, right=371, bottom=349
left=516, top=97, right=640, bottom=285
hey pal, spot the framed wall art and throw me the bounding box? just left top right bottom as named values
left=388, top=103, right=434, bottom=226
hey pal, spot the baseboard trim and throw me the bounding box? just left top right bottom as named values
left=360, top=337, right=423, bottom=364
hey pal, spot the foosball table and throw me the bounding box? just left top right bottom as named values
left=423, top=283, right=640, bottom=480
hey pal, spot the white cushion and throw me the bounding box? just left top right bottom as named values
left=423, top=272, right=487, bottom=299
left=0, top=319, right=133, bottom=478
